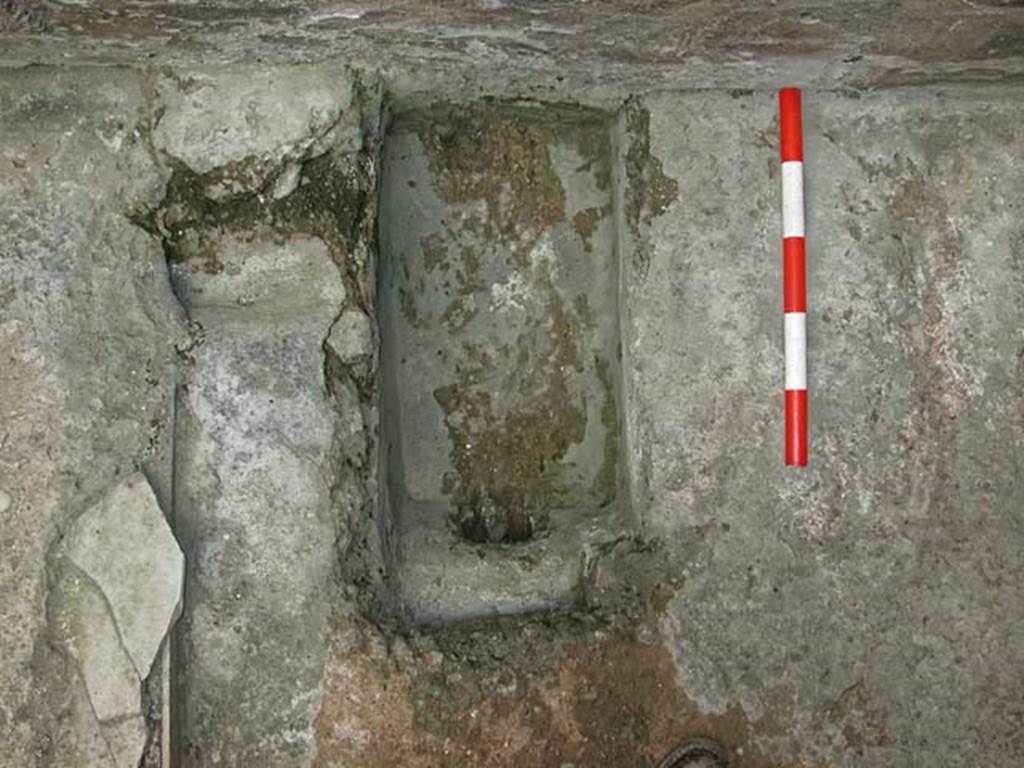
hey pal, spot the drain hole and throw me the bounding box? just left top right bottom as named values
left=453, top=488, right=548, bottom=544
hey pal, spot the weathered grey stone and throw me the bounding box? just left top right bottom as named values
left=326, top=308, right=373, bottom=366
left=145, top=66, right=385, bottom=766
left=635, top=87, right=1024, bottom=767
left=103, top=716, right=150, bottom=768
left=272, top=160, right=303, bottom=200
left=151, top=65, right=354, bottom=185
left=0, top=66, right=183, bottom=766
left=170, top=232, right=346, bottom=317
left=3, top=2, right=1024, bottom=98
left=70, top=679, right=127, bottom=767
left=47, top=472, right=183, bottom=767
left=50, top=565, right=141, bottom=723
left=62, top=473, right=185, bottom=679
left=49, top=561, right=151, bottom=768
left=173, top=231, right=347, bottom=765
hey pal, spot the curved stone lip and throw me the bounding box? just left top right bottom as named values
left=395, top=498, right=633, bottom=624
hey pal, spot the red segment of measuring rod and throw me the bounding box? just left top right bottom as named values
left=779, top=88, right=803, bottom=162
left=785, top=389, right=808, bottom=466
left=783, top=237, right=806, bottom=313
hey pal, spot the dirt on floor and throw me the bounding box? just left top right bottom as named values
left=312, top=612, right=829, bottom=768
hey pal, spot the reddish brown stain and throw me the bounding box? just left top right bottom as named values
left=824, top=679, right=890, bottom=756
left=313, top=636, right=830, bottom=768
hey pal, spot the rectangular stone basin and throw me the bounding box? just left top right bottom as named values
left=378, top=102, right=633, bottom=622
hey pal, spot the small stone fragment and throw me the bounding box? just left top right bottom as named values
left=49, top=566, right=141, bottom=723
left=62, top=473, right=185, bottom=678
left=101, top=714, right=149, bottom=768
left=327, top=308, right=374, bottom=365
left=272, top=160, right=302, bottom=200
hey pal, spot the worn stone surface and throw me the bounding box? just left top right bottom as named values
left=0, top=67, right=183, bottom=766
left=47, top=473, right=184, bottom=767
left=62, top=473, right=185, bottom=680
left=631, top=87, right=1024, bottom=766
left=49, top=563, right=144, bottom=723
left=3, top=1, right=1024, bottom=94
left=171, top=232, right=346, bottom=766
left=157, top=65, right=383, bottom=766
left=314, top=83, right=1024, bottom=768
left=326, top=308, right=374, bottom=366
left=150, top=65, right=358, bottom=197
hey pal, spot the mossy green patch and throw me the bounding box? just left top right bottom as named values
left=414, top=103, right=568, bottom=257
left=622, top=98, right=679, bottom=280
left=433, top=264, right=589, bottom=543
left=131, top=144, right=377, bottom=314
left=593, top=355, right=620, bottom=503
left=571, top=206, right=609, bottom=254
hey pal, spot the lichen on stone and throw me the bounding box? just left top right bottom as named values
left=621, top=97, right=679, bottom=280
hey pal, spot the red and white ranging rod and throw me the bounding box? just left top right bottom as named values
left=779, top=87, right=808, bottom=466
